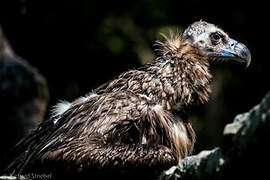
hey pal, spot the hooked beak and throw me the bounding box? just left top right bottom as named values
left=217, top=38, right=251, bottom=67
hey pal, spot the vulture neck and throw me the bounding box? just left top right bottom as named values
left=146, top=36, right=212, bottom=110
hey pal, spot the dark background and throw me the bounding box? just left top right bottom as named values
left=0, top=0, right=269, bottom=153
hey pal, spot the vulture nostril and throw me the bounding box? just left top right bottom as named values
left=199, top=40, right=204, bottom=44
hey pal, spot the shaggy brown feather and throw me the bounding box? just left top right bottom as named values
left=6, top=30, right=212, bottom=177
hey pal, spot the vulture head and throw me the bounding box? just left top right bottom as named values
left=182, top=21, right=251, bottom=67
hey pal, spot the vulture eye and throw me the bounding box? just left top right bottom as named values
left=210, top=32, right=222, bottom=42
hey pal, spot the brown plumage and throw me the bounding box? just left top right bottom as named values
left=4, top=21, right=251, bottom=178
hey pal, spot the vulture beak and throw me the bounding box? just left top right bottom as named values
left=218, top=38, right=251, bottom=67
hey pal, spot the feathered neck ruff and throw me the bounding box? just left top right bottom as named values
left=145, top=32, right=212, bottom=110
